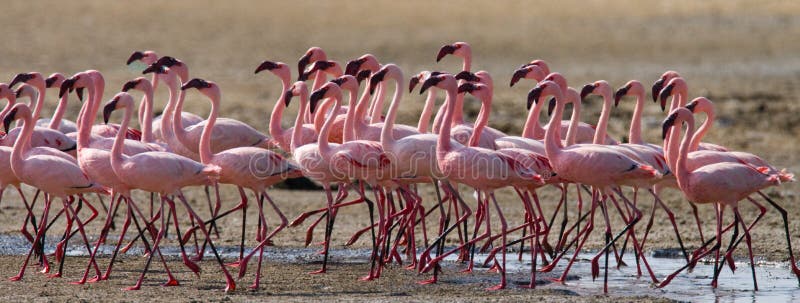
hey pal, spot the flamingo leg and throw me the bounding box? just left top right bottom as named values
left=658, top=203, right=724, bottom=289
left=9, top=195, right=52, bottom=281
left=757, top=191, right=800, bottom=284
left=74, top=193, right=120, bottom=284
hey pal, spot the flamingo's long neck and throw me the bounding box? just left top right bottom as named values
left=140, top=85, right=155, bottom=143
left=629, top=91, right=645, bottom=145
left=31, top=85, right=45, bottom=121
left=313, top=98, right=334, bottom=136
left=318, top=96, right=341, bottom=156
left=161, top=76, right=180, bottom=148
left=0, top=97, right=15, bottom=123
left=172, top=88, right=194, bottom=150
left=110, top=100, right=132, bottom=178
left=452, top=89, right=465, bottom=126
left=368, top=82, right=386, bottom=123
left=48, top=93, right=69, bottom=130
left=350, top=84, right=373, bottom=141
left=417, top=89, right=438, bottom=133
left=544, top=89, right=565, bottom=162
left=268, top=75, right=290, bottom=150
left=437, top=83, right=457, bottom=160
left=592, top=89, right=613, bottom=144
left=10, top=110, right=34, bottom=174
left=565, top=90, right=582, bottom=146
left=673, top=114, right=696, bottom=191
left=467, top=91, right=491, bottom=147
left=664, top=90, right=686, bottom=167
left=290, top=88, right=309, bottom=153
left=199, top=92, right=219, bottom=164
left=689, top=106, right=714, bottom=152
left=381, top=74, right=404, bottom=149
left=306, top=71, right=326, bottom=123
left=522, top=94, right=545, bottom=139
left=77, top=81, right=97, bottom=151
left=340, top=87, right=359, bottom=142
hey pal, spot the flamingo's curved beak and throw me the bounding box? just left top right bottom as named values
left=457, top=83, right=476, bottom=94
left=356, top=70, right=371, bottom=84
left=527, top=85, right=545, bottom=110
left=510, top=68, right=529, bottom=87
left=369, top=68, right=388, bottom=95
left=309, top=87, right=329, bottom=114
left=76, top=88, right=84, bottom=102
left=9, top=73, right=34, bottom=89
left=3, top=108, right=18, bottom=133
left=122, top=79, right=140, bottom=92
left=255, top=60, right=279, bottom=74
left=547, top=97, right=557, bottom=117
left=662, top=111, right=679, bottom=139
left=409, top=76, right=420, bottom=93
left=127, top=51, right=145, bottom=65
left=652, top=78, right=665, bottom=103
left=297, top=52, right=312, bottom=81
left=685, top=100, right=699, bottom=112
left=345, top=58, right=366, bottom=76
left=436, top=44, right=456, bottom=62
left=419, top=76, right=443, bottom=95
left=103, top=97, right=119, bottom=124
left=181, top=78, right=209, bottom=91
left=59, top=78, right=75, bottom=98
left=455, top=71, right=479, bottom=82
left=45, top=76, right=58, bottom=88
left=580, top=83, right=595, bottom=100
left=283, top=89, right=294, bottom=106
left=614, top=85, right=631, bottom=107
left=142, top=63, right=163, bottom=75
left=658, top=83, right=674, bottom=112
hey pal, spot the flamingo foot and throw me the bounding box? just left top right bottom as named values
left=539, top=262, right=557, bottom=273
left=48, top=273, right=62, bottom=278
left=309, top=268, right=326, bottom=275
left=248, top=282, right=260, bottom=290
left=88, top=275, right=103, bottom=283
left=123, top=285, right=141, bottom=291
left=548, top=277, right=566, bottom=285
left=417, top=277, right=437, bottom=285
left=40, top=263, right=51, bottom=274
left=359, top=275, right=376, bottom=281
left=162, top=278, right=179, bottom=287
left=224, top=279, right=236, bottom=292
left=404, top=263, right=417, bottom=271
left=70, top=279, right=86, bottom=285
left=8, top=275, right=22, bottom=281
left=487, top=283, right=506, bottom=291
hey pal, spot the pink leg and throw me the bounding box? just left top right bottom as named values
left=9, top=195, right=52, bottom=281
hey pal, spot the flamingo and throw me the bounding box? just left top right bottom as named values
left=657, top=107, right=788, bottom=290
left=120, top=78, right=168, bottom=150
left=657, top=76, right=728, bottom=153
left=448, top=71, right=508, bottom=148
left=4, top=103, right=107, bottom=281
left=408, top=71, right=442, bottom=134
left=2, top=73, right=77, bottom=154
left=344, top=54, right=387, bottom=124
left=145, top=57, right=276, bottom=154
left=417, top=73, right=544, bottom=290
left=126, top=51, right=204, bottom=141
left=256, top=60, right=315, bottom=152
left=180, top=78, right=302, bottom=289
left=104, top=90, right=234, bottom=291
left=297, top=47, right=336, bottom=124
left=289, top=81, right=379, bottom=275
left=530, top=80, right=661, bottom=293
left=42, top=73, right=79, bottom=134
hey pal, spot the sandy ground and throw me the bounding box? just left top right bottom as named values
left=1, top=0, right=799, bottom=301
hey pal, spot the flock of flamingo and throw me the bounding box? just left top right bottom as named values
left=0, top=41, right=795, bottom=293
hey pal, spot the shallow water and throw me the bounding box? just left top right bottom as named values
left=1, top=234, right=798, bottom=302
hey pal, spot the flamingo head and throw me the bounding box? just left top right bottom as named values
left=14, top=84, right=37, bottom=101
left=3, top=103, right=31, bottom=133
left=368, top=64, right=402, bottom=95
left=356, top=70, right=372, bottom=84
left=151, top=56, right=189, bottom=82
left=685, top=96, right=713, bottom=114
left=528, top=80, right=562, bottom=111
left=658, top=77, right=687, bottom=112
left=455, top=71, right=480, bottom=83
left=181, top=78, right=219, bottom=101
left=300, top=60, right=342, bottom=81
left=103, top=92, right=134, bottom=124
left=309, top=82, right=342, bottom=114
left=45, top=73, right=66, bottom=88
left=255, top=60, right=291, bottom=83
left=284, top=81, right=308, bottom=106
left=580, top=80, right=611, bottom=103
left=409, top=71, right=442, bottom=93
left=419, top=73, right=455, bottom=95
left=458, top=82, right=490, bottom=102
left=297, top=47, right=327, bottom=81
left=662, top=108, right=688, bottom=139
left=436, top=42, right=471, bottom=62
left=345, top=54, right=380, bottom=76
left=329, top=75, right=359, bottom=95
left=121, top=77, right=152, bottom=93
left=9, top=72, right=45, bottom=91
left=60, top=73, right=91, bottom=101
left=127, top=50, right=159, bottom=66
left=543, top=73, right=568, bottom=93
left=652, top=70, right=681, bottom=102
left=614, top=80, right=644, bottom=107
left=510, top=65, right=546, bottom=87
left=519, top=60, right=551, bottom=75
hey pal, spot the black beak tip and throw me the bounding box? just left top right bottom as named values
left=652, top=78, right=665, bottom=102
left=580, top=84, right=595, bottom=100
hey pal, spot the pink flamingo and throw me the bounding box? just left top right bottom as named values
left=42, top=73, right=79, bottom=133
left=298, top=47, right=337, bottom=123
left=120, top=78, right=168, bottom=149
left=143, top=57, right=276, bottom=154
left=4, top=103, right=107, bottom=281
left=256, top=60, right=316, bottom=152
left=105, top=89, right=234, bottom=291
left=290, top=81, right=379, bottom=275
left=657, top=107, right=788, bottom=290
left=344, top=54, right=387, bottom=124
left=408, top=71, right=442, bottom=133
left=657, top=76, right=728, bottom=153
left=15, top=82, right=77, bottom=134
left=530, top=80, right=661, bottom=293
left=417, top=73, right=544, bottom=290
left=447, top=71, right=508, bottom=148
left=3, top=73, right=77, bottom=153
left=126, top=51, right=204, bottom=141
